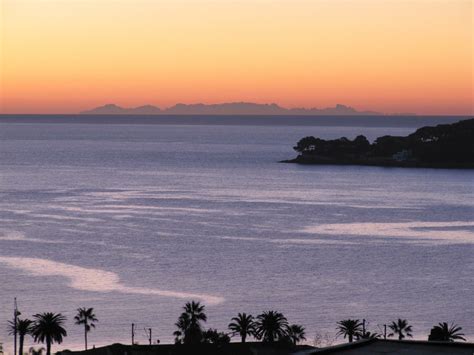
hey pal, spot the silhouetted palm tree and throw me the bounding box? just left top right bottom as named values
left=8, top=318, right=33, bottom=355
left=357, top=331, right=380, bottom=340
left=228, top=313, right=255, bottom=343
left=388, top=319, right=413, bottom=340
left=255, top=311, right=288, bottom=343
left=428, top=322, right=466, bottom=342
left=174, top=313, right=190, bottom=344
left=28, top=347, right=45, bottom=355
left=30, top=313, right=67, bottom=355
left=336, top=319, right=362, bottom=343
left=74, top=307, right=98, bottom=350
left=174, top=301, right=207, bottom=344
left=286, top=324, right=306, bottom=345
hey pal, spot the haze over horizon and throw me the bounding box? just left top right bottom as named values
left=1, top=0, right=472, bottom=115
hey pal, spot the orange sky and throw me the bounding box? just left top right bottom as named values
left=0, top=0, right=472, bottom=115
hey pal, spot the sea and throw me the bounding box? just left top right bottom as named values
left=0, top=115, right=473, bottom=352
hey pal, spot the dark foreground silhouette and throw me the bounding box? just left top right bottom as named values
left=284, top=118, right=474, bottom=168
left=8, top=301, right=471, bottom=355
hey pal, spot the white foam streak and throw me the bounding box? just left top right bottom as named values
left=0, top=231, right=68, bottom=244
left=0, top=257, right=224, bottom=305
left=301, top=221, right=474, bottom=243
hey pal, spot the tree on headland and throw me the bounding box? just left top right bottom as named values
left=228, top=313, right=255, bottom=343
left=336, top=319, right=362, bottom=343
left=428, top=322, right=466, bottom=342
left=8, top=318, right=33, bottom=355
left=286, top=324, right=306, bottom=345
left=31, top=313, right=67, bottom=355
left=74, top=307, right=98, bottom=350
left=255, top=311, right=288, bottom=343
left=388, top=319, right=413, bottom=340
left=174, top=301, right=207, bottom=345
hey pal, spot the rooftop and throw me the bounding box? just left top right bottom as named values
left=296, top=339, right=474, bottom=355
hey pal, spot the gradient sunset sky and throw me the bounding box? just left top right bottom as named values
left=0, top=0, right=472, bottom=115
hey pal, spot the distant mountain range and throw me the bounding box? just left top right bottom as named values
left=80, top=103, right=384, bottom=116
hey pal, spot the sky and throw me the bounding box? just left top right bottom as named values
left=0, top=0, right=472, bottom=115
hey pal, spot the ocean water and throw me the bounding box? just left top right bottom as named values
left=0, top=120, right=473, bottom=352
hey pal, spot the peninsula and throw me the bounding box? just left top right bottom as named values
left=284, top=118, right=474, bottom=169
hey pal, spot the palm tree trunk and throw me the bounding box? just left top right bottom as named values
left=46, top=339, right=51, bottom=355
left=349, top=334, right=353, bottom=343
left=241, top=333, right=246, bottom=343
left=19, top=335, right=24, bottom=355
left=398, top=332, right=402, bottom=341
left=84, top=323, right=88, bottom=350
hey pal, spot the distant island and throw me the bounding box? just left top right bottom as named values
left=283, top=118, right=474, bottom=169
left=80, top=102, right=386, bottom=116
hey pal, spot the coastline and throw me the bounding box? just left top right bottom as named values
left=284, top=118, right=474, bottom=169
left=281, top=155, right=474, bottom=169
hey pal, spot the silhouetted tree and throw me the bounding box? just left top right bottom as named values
left=336, top=319, right=362, bottom=343
left=286, top=324, right=306, bottom=345
left=293, top=136, right=318, bottom=153
left=74, top=307, right=98, bottom=350
left=202, top=329, right=230, bottom=345
left=174, top=301, right=207, bottom=345
left=356, top=331, right=380, bottom=340
left=28, top=347, right=45, bottom=355
left=428, top=322, right=466, bottom=342
left=31, top=313, right=67, bottom=355
left=255, top=311, right=288, bottom=343
left=8, top=318, right=33, bottom=355
left=388, top=319, right=413, bottom=340
left=173, top=314, right=190, bottom=344
left=228, top=313, right=255, bottom=343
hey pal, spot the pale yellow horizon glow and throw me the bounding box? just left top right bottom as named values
left=0, top=0, right=472, bottom=114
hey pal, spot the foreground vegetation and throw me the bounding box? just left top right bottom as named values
left=6, top=301, right=467, bottom=354
left=286, top=118, right=474, bottom=168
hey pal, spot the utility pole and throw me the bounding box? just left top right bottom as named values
left=148, top=329, right=152, bottom=345
left=384, top=324, right=387, bottom=339
left=131, top=323, right=135, bottom=345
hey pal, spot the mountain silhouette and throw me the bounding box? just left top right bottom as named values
left=80, top=102, right=381, bottom=116
left=81, top=104, right=162, bottom=115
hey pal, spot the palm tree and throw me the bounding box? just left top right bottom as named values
left=336, top=319, right=362, bottom=343
left=8, top=318, right=33, bottom=355
left=428, top=322, right=466, bottom=342
left=174, top=313, right=190, bottom=344
left=388, top=319, right=413, bottom=340
left=28, top=347, right=45, bottom=355
left=357, top=331, right=380, bottom=340
left=255, top=311, right=288, bottom=343
left=174, top=301, right=207, bottom=344
left=30, top=313, right=67, bottom=355
left=287, top=324, right=306, bottom=345
left=74, top=307, right=98, bottom=350
left=228, top=313, right=255, bottom=343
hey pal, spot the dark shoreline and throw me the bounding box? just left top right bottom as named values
left=281, top=156, right=474, bottom=169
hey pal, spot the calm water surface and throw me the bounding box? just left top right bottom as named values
left=0, top=122, right=473, bottom=351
